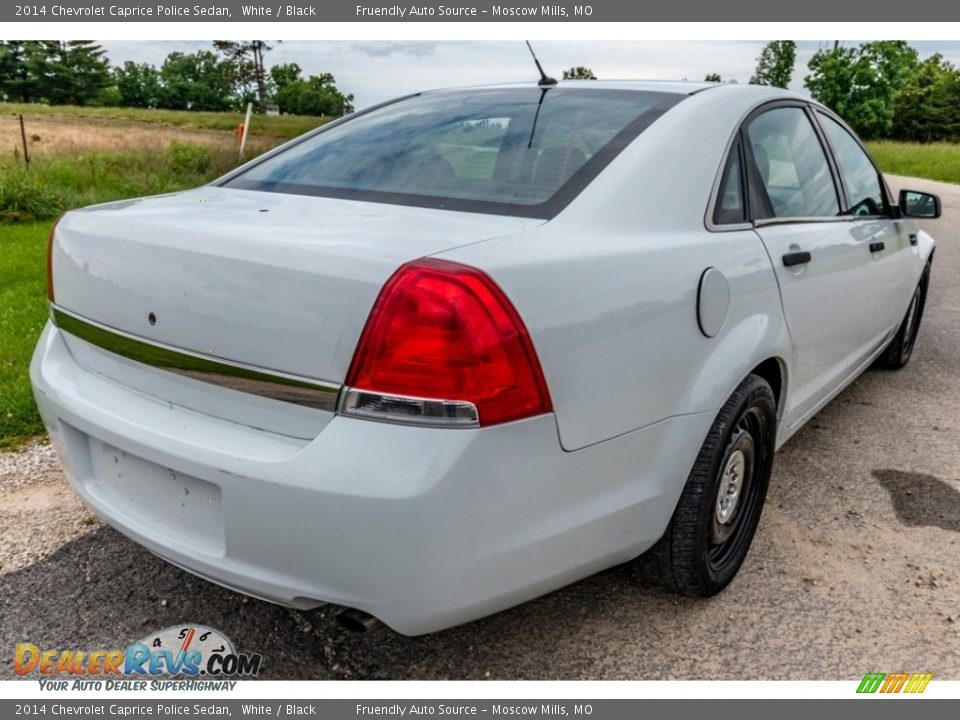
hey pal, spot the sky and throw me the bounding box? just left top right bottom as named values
left=96, top=40, right=960, bottom=111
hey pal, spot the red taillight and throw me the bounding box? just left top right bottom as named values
left=343, top=258, right=552, bottom=427
left=46, top=216, right=61, bottom=303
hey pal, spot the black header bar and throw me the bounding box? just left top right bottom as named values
left=4, top=0, right=959, bottom=22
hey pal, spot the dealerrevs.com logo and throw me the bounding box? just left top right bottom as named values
left=14, top=625, right=262, bottom=689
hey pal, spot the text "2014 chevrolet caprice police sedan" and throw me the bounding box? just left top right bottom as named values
left=32, top=80, right=940, bottom=634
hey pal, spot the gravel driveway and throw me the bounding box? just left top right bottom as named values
left=2, top=175, right=958, bottom=680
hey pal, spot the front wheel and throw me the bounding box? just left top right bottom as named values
left=874, top=263, right=931, bottom=370
left=634, top=374, right=777, bottom=596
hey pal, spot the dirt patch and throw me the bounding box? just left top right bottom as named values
left=0, top=115, right=276, bottom=159
left=0, top=440, right=102, bottom=576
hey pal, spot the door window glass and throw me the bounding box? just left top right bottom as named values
left=746, top=107, right=840, bottom=219
left=713, top=141, right=745, bottom=225
left=818, top=112, right=887, bottom=217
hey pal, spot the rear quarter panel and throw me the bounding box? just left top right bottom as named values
left=443, top=87, right=794, bottom=451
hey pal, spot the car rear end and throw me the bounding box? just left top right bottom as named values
left=31, top=84, right=697, bottom=634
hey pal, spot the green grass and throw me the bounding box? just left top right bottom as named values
left=0, top=142, right=264, bottom=449
left=0, top=223, right=49, bottom=449
left=866, top=141, right=960, bottom=185
left=1, top=102, right=329, bottom=139
left=1, top=142, right=246, bottom=218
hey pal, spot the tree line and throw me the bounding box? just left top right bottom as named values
left=704, top=40, right=960, bottom=143
left=0, top=40, right=354, bottom=118
left=806, top=41, right=960, bottom=143
left=2, top=40, right=958, bottom=140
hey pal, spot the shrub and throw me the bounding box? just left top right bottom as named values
left=169, top=140, right=215, bottom=175
left=0, top=173, right=65, bottom=223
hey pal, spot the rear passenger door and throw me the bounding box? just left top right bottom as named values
left=743, top=104, right=879, bottom=429
left=814, top=109, right=916, bottom=336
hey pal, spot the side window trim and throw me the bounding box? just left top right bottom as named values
left=706, top=99, right=852, bottom=232
left=736, top=137, right=752, bottom=222
left=741, top=126, right=775, bottom=220
left=811, top=107, right=893, bottom=219
left=710, top=135, right=750, bottom=227
left=706, top=129, right=752, bottom=232
left=804, top=105, right=850, bottom=214
left=742, top=101, right=844, bottom=225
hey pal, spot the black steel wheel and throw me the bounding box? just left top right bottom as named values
left=875, top=263, right=931, bottom=370
left=635, top=373, right=777, bottom=596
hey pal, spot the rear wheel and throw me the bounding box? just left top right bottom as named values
left=874, top=264, right=930, bottom=370
left=635, top=374, right=777, bottom=596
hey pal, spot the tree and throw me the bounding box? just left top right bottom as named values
left=268, top=64, right=353, bottom=117
left=704, top=73, right=723, bottom=82
left=893, top=55, right=960, bottom=142
left=65, top=41, right=112, bottom=105
left=272, top=70, right=354, bottom=117
left=114, top=61, right=162, bottom=108
left=213, top=40, right=271, bottom=112
left=269, top=62, right=302, bottom=91
left=805, top=41, right=919, bottom=139
left=562, top=66, right=597, bottom=80
left=21, top=41, right=111, bottom=105
left=91, top=85, right=123, bottom=107
left=158, top=51, right=236, bottom=111
left=750, top=41, right=796, bottom=88
left=0, top=41, right=43, bottom=102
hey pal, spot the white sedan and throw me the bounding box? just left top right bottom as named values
left=32, top=80, right=939, bottom=635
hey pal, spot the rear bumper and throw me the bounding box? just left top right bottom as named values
left=31, top=322, right=711, bottom=635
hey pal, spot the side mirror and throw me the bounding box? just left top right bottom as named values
left=899, top=189, right=942, bottom=219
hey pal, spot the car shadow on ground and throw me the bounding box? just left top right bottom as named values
left=0, top=525, right=694, bottom=680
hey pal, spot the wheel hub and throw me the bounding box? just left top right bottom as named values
left=716, top=449, right=746, bottom=525
left=710, top=429, right=756, bottom=547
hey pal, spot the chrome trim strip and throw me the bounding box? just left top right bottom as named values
left=50, top=305, right=341, bottom=412
left=753, top=215, right=857, bottom=228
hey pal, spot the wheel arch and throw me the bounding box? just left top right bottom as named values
left=688, top=306, right=792, bottom=429
left=748, top=356, right=787, bottom=418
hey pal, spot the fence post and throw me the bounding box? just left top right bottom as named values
left=19, top=114, right=30, bottom=170
left=239, top=102, right=252, bottom=161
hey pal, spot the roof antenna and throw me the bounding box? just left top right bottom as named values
left=525, top=41, right=557, bottom=87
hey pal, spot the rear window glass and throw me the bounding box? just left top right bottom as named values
left=223, top=88, right=682, bottom=218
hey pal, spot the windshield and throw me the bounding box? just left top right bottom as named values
left=223, top=88, right=682, bottom=218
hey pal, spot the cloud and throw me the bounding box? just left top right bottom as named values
left=348, top=42, right=438, bottom=58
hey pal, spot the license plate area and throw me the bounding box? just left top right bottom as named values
left=89, top=441, right=225, bottom=555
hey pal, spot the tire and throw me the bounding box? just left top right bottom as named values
left=635, top=374, right=777, bottom=596
left=874, top=263, right=931, bottom=370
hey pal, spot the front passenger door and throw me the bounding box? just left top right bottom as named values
left=744, top=105, right=879, bottom=430
left=815, top=110, right=916, bottom=338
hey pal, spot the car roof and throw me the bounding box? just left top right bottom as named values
left=421, top=79, right=799, bottom=97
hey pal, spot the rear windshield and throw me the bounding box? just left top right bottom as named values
left=223, top=88, right=682, bottom=218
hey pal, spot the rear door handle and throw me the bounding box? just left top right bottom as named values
left=909, top=233, right=918, bottom=246
left=869, top=241, right=885, bottom=253
left=782, top=251, right=811, bottom=267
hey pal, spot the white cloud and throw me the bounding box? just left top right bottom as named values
left=348, top=41, right=439, bottom=57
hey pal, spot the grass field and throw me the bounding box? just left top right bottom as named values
left=1, top=102, right=328, bottom=139
left=0, top=223, right=49, bottom=448
left=866, top=141, right=960, bottom=185
left=1, top=103, right=958, bottom=449
left=0, top=104, right=318, bottom=447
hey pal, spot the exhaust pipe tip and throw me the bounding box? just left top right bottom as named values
left=336, top=607, right=380, bottom=633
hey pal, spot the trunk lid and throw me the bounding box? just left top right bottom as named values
left=51, top=187, right=535, bottom=384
